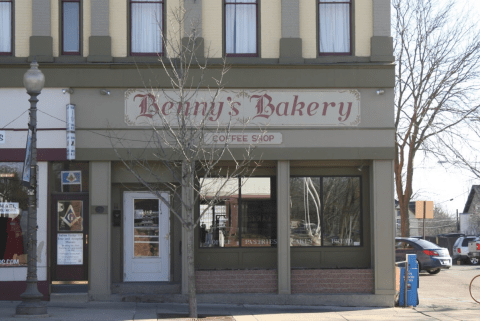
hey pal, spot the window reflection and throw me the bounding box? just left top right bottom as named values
left=0, top=163, right=28, bottom=266
left=199, top=177, right=276, bottom=248
left=290, top=176, right=361, bottom=247
left=323, top=177, right=361, bottom=246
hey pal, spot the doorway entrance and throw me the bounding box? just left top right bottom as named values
left=124, top=191, right=170, bottom=282
left=51, top=194, right=89, bottom=282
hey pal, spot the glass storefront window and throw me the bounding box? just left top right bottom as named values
left=0, top=163, right=28, bottom=266
left=290, top=176, right=362, bottom=247
left=199, top=177, right=277, bottom=248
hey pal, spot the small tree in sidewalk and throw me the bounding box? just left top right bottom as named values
left=110, top=4, right=262, bottom=318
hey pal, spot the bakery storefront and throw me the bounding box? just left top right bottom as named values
left=59, top=86, right=395, bottom=306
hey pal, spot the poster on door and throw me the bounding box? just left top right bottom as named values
left=57, top=233, right=83, bottom=265
left=58, top=200, right=83, bottom=231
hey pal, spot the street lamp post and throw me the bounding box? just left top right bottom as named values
left=15, top=60, right=47, bottom=316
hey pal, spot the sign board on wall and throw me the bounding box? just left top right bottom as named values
left=0, top=202, right=19, bottom=217
left=125, top=89, right=361, bottom=127
left=57, top=233, right=83, bottom=265
left=204, top=132, right=282, bottom=145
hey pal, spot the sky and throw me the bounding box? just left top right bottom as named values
left=412, top=158, right=476, bottom=215
left=396, top=0, right=480, bottom=216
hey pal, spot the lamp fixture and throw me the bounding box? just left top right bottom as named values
left=62, top=88, right=74, bottom=94
left=376, top=89, right=385, bottom=95
left=100, top=89, right=111, bottom=96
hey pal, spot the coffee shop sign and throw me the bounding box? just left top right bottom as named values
left=125, top=89, right=360, bottom=127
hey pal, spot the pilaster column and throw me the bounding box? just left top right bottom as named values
left=29, top=0, right=53, bottom=62
left=88, top=0, right=113, bottom=62
left=280, top=0, right=303, bottom=64
left=370, top=160, right=395, bottom=296
left=277, top=160, right=291, bottom=294
left=89, top=161, right=112, bottom=300
left=371, top=0, right=394, bottom=62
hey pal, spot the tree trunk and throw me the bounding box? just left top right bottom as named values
left=187, top=225, right=197, bottom=318
left=182, top=161, right=197, bottom=318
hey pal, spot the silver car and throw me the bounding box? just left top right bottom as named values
left=453, top=236, right=479, bottom=265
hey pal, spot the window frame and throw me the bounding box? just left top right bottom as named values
left=317, top=0, right=353, bottom=56
left=223, top=0, right=259, bottom=57
left=0, top=0, right=13, bottom=56
left=129, top=0, right=165, bottom=57
left=290, top=175, right=363, bottom=247
left=61, top=0, right=82, bottom=56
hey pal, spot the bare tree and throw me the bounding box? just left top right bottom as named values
left=393, top=0, right=480, bottom=236
left=421, top=205, right=457, bottom=236
left=110, top=5, right=261, bottom=318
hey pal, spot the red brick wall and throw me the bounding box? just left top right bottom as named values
left=291, top=269, right=374, bottom=294
left=196, top=270, right=277, bottom=293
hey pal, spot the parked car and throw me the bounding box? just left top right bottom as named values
left=452, top=236, right=479, bottom=265
left=395, top=237, right=452, bottom=274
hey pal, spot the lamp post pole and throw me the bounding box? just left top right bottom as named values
left=15, top=60, right=47, bottom=317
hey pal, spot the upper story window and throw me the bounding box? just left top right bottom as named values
left=0, top=0, right=12, bottom=55
left=62, top=0, right=81, bottom=55
left=130, top=0, right=163, bottom=56
left=225, top=0, right=258, bottom=56
left=318, top=0, right=351, bottom=55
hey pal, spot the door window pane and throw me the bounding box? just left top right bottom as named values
left=58, top=200, right=83, bottom=231
left=133, top=199, right=160, bottom=257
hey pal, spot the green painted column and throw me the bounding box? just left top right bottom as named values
left=89, top=161, right=112, bottom=300
left=277, top=160, right=291, bottom=294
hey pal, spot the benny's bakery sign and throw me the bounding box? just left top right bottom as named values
left=125, top=89, right=360, bottom=127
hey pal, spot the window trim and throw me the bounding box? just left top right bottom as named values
left=61, top=0, right=82, bottom=56
left=223, top=0, right=259, bottom=57
left=317, top=0, right=353, bottom=56
left=0, top=0, right=13, bottom=56
left=129, top=0, right=165, bottom=57
left=290, top=175, right=363, bottom=247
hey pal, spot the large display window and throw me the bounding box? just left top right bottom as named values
left=0, top=163, right=28, bottom=266
left=290, top=176, right=362, bottom=247
left=199, top=177, right=277, bottom=248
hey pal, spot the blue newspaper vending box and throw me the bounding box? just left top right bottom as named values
left=399, top=254, right=419, bottom=307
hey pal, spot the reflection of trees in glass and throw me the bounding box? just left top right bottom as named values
left=290, top=177, right=321, bottom=246
left=0, top=163, right=28, bottom=209
left=323, top=177, right=360, bottom=246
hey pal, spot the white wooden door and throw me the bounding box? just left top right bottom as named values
left=124, top=191, right=170, bottom=282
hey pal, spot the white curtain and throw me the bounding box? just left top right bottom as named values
left=131, top=0, right=163, bottom=54
left=63, top=2, right=80, bottom=53
left=0, top=2, right=11, bottom=53
left=319, top=0, right=350, bottom=53
left=225, top=0, right=257, bottom=54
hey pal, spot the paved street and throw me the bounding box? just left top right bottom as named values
left=417, top=264, right=480, bottom=308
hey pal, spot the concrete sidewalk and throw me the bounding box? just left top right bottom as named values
left=1, top=301, right=480, bottom=321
